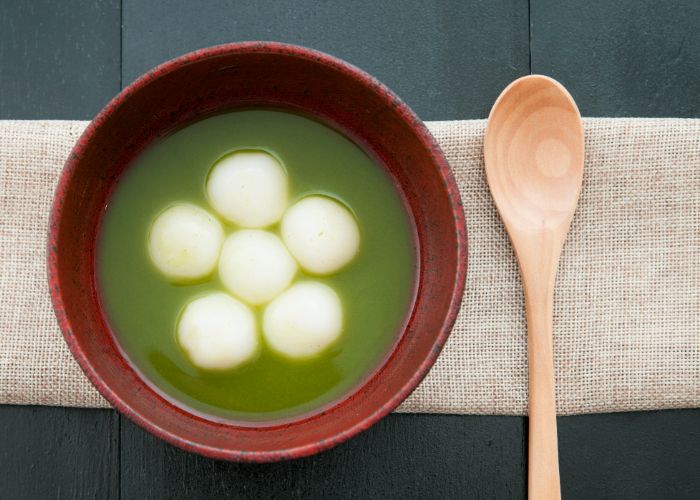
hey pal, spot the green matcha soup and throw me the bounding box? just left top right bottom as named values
left=97, top=109, right=416, bottom=422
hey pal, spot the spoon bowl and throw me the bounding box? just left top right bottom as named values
left=485, top=75, right=584, bottom=233
left=484, top=75, right=584, bottom=500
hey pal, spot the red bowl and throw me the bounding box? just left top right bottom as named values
left=48, top=42, right=467, bottom=462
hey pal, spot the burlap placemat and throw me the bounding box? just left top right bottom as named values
left=0, top=119, right=698, bottom=415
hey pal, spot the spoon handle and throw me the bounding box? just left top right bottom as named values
left=523, top=260, right=561, bottom=500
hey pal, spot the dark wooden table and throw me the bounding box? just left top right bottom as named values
left=1, top=1, right=699, bottom=498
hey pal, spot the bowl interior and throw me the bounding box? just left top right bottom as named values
left=49, top=42, right=467, bottom=461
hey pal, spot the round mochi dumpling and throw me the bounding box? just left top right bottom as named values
left=263, top=282, right=343, bottom=359
left=206, top=150, right=288, bottom=228
left=177, top=293, right=258, bottom=370
left=281, top=195, right=361, bottom=275
left=148, top=203, right=224, bottom=282
left=218, top=230, right=297, bottom=305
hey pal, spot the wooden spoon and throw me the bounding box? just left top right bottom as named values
left=484, top=75, right=584, bottom=499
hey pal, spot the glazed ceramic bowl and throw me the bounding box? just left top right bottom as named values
left=48, top=42, right=467, bottom=462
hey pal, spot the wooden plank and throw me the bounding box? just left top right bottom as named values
left=0, top=406, right=119, bottom=499
left=120, top=414, right=526, bottom=498
left=0, top=0, right=121, bottom=119
left=532, top=3, right=700, bottom=495
left=559, top=410, right=700, bottom=499
left=119, top=2, right=529, bottom=497
left=531, top=0, right=700, bottom=116
left=122, top=0, right=529, bottom=120
left=120, top=410, right=700, bottom=499
left=0, top=1, right=121, bottom=498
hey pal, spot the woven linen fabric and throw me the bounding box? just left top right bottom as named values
left=0, top=119, right=698, bottom=415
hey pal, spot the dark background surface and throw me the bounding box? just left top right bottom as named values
left=1, top=1, right=698, bottom=498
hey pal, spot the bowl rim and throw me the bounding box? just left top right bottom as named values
left=48, top=41, right=468, bottom=462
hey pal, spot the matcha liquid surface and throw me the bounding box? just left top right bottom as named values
left=98, top=109, right=416, bottom=421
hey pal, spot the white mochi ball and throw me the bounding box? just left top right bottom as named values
left=206, top=150, right=288, bottom=228
left=218, top=230, right=297, bottom=305
left=281, top=196, right=360, bottom=275
left=263, top=282, right=343, bottom=359
left=177, top=293, right=258, bottom=370
left=148, top=203, right=224, bottom=282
